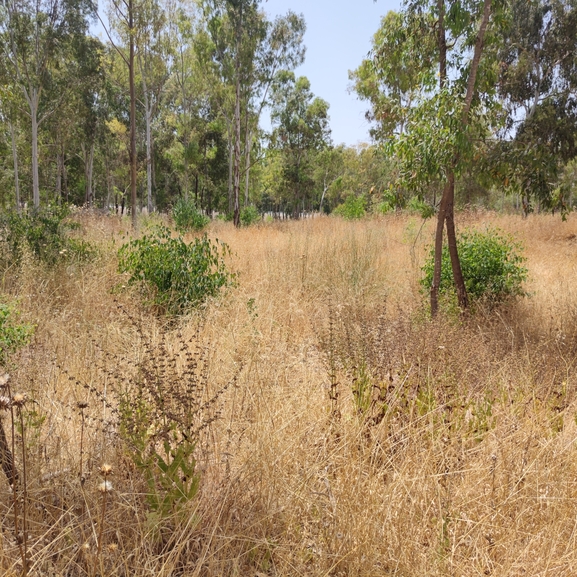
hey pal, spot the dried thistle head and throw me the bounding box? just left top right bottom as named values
left=0, top=396, right=11, bottom=411
left=77, top=401, right=89, bottom=410
left=0, top=374, right=10, bottom=388
left=100, top=463, right=113, bottom=476
left=11, top=393, right=27, bottom=408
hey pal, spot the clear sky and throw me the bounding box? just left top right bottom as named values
left=263, top=0, right=401, bottom=146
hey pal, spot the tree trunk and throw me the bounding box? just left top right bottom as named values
left=232, top=3, right=243, bottom=228
left=431, top=181, right=449, bottom=317
left=129, top=0, right=137, bottom=228
left=83, top=142, right=95, bottom=205
left=56, top=150, right=62, bottom=203
left=140, top=63, right=153, bottom=214
left=30, top=90, right=41, bottom=208
left=445, top=173, right=468, bottom=310
left=244, top=128, right=251, bottom=206
left=9, top=122, right=21, bottom=213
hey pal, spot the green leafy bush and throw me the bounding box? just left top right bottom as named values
left=333, top=195, right=366, bottom=220
left=0, top=206, right=95, bottom=265
left=407, top=196, right=435, bottom=219
left=118, top=225, right=235, bottom=314
left=0, top=301, right=33, bottom=366
left=171, top=197, right=210, bottom=232
left=421, top=228, right=528, bottom=304
left=240, top=205, right=261, bottom=227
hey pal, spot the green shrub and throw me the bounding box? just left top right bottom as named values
left=240, top=205, right=261, bottom=227
left=407, top=196, right=435, bottom=219
left=171, top=197, right=210, bottom=232
left=0, top=206, right=95, bottom=265
left=0, top=301, right=33, bottom=366
left=333, top=195, right=366, bottom=220
left=421, top=227, right=528, bottom=304
left=118, top=225, right=235, bottom=314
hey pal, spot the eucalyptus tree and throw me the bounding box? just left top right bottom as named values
left=0, top=0, right=94, bottom=207
left=488, top=0, right=577, bottom=214
left=101, top=0, right=138, bottom=226
left=270, top=72, right=331, bottom=217
left=135, top=0, right=171, bottom=213
left=204, top=0, right=306, bottom=225
left=352, top=0, right=497, bottom=315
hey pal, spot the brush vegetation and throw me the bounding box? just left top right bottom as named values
left=0, top=210, right=576, bottom=576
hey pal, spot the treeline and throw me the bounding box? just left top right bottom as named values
left=1, top=0, right=577, bottom=222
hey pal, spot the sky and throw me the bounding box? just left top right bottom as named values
left=262, top=0, right=401, bottom=146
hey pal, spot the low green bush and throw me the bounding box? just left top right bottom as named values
left=171, top=197, right=210, bottom=232
left=0, top=206, right=95, bottom=265
left=407, top=196, right=435, bottom=219
left=0, top=301, right=33, bottom=366
left=333, top=195, right=366, bottom=220
left=421, top=227, right=528, bottom=305
left=240, top=205, right=261, bottom=227
left=118, top=225, right=235, bottom=314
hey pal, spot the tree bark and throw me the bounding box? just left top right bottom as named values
left=129, top=0, right=137, bottom=228
left=9, top=122, right=21, bottom=213
left=244, top=128, right=252, bottom=206
left=445, top=173, right=468, bottom=310
left=139, top=58, right=153, bottom=214
left=30, top=90, right=41, bottom=208
left=232, top=3, right=243, bottom=228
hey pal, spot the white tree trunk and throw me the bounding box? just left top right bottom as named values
left=244, top=128, right=251, bottom=206
left=9, top=121, right=21, bottom=213
left=30, top=89, right=40, bottom=208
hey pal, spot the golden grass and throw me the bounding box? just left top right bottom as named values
left=1, top=211, right=577, bottom=576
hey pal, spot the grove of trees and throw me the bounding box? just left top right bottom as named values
left=0, top=0, right=576, bottom=234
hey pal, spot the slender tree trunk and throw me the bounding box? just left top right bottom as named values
left=227, top=139, right=233, bottom=212
left=129, top=0, right=137, bottom=228
left=140, top=65, right=153, bottom=214
left=232, top=3, right=243, bottom=228
left=56, top=151, right=62, bottom=202
left=9, top=122, right=21, bottom=213
left=244, top=128, right=251, bottom=206
left=83, top=142, right=95, bottom=205
left=30, top=91, right=40, bottom=208
left=105, top=156, right=112, bottom=211
left=431, top=0, right=448, bottom=316
left=445, top=173, right=468, bottom=309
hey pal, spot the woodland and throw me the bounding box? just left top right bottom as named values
left=0, top=0, right=576, bottom=576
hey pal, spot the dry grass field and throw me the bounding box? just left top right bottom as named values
left=1, top=210, right=577, bottom=576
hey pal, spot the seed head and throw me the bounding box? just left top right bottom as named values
left=100, top=464, right=113, bottom=476
left=0, top=374, right=10, bottom=388
left=0, top=396, right=11, bottom=411
left=12, top=393, right=27, bottom=407
left=77, top=401, right=89, bottom=410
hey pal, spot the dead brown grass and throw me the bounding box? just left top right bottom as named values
left=0, top=211, right=577, bottom=576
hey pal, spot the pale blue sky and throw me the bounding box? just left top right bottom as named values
left=263, top=0, right=401, bottom=146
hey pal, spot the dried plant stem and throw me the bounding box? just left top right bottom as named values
left=17, top=406, right=28, bottom=576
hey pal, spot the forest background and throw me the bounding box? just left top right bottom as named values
left=1, top=0, right=576, bottom=223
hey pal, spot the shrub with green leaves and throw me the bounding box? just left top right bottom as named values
left=240, top=205, right=261, bottom=227
left=407, top=196, right=435, bottom=219
left=333, top=195, right=366, bottom=220
left=0, top=206, right=95, bottom=265
left=421, top=228, right=528, bottom=304
left=0, top=301, right=33, bottom=366
left=118, top=225, right=235, bottom=314
left=171, top=197, right=210, bottom=232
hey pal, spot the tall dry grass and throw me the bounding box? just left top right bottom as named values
left=0, top=211, right=577, bottom=576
